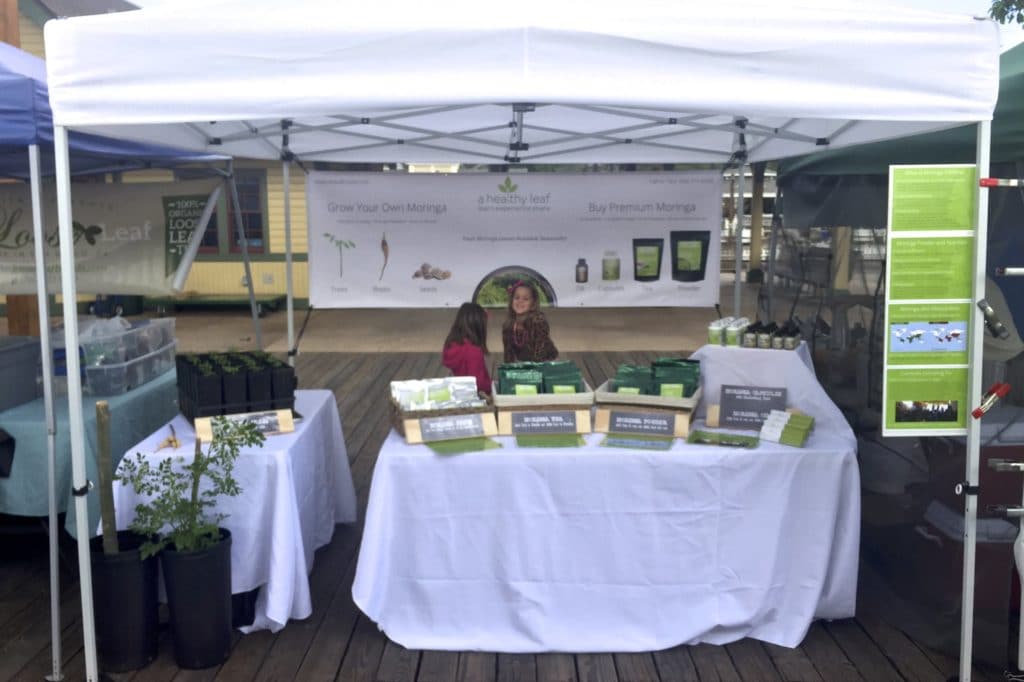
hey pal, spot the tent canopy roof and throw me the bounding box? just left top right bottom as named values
left=0, top=41, right=225, bottom=179
left=780, top=42, right=1024, bottom=177
left=43, top=0, right=1000, bottom=165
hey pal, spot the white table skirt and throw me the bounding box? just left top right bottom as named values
left=353, top=345, right=859, bottom=652
left=114, top=389, right=358, bottom=633
left=352, top=427, right=859, bottom=652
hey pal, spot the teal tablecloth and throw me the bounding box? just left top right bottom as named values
left=0, top=369, right=178, bottom=536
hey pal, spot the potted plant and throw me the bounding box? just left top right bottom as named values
left=89, top=401, right=160, bottom=673
left=117, top=417, right=265, bottom=669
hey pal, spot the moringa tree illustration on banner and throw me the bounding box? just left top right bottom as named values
left=324, top=233, right=355, bottom=277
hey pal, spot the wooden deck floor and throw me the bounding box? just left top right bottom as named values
left=0, top=351, right=1002, bottom=681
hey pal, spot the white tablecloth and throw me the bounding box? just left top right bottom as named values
left=353, top=346, right=859, bottom=652
left=115, top=389, right=358, bottom=632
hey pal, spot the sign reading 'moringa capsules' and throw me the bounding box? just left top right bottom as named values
left=719, top=385, right=786, bottom=428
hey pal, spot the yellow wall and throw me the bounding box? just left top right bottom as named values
left=18, top=13, right=42, bottom=57
left=180, top=261, right=309, bottom=298
left=266, top=164, right=309, bottom=255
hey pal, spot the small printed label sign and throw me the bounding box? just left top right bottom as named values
left=608, top=410, right=674, bottom=436
left=720, top=385, right=787, bottom=428
left=510, top=411, right=578, bottom=434
left=418, top=414, right=486, bottom=442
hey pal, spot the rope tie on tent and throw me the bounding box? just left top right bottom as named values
left=72, top=480, right=93, bottom=497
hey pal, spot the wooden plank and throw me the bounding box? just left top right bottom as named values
left=613, top=652, right=659, bottom=681
left=417, top=651, right=459, bottom=682
left=723, top=639, right=782, bottom=681
left=824, top=620, right=903, bottom=681
left=335, top=615, right=386, bottom=681
left=457, top=652, right=496, bottom=682
left=651, top=646, right=700, bottom=682
left=576, top=653, right=617, bottom=682
left=855, top=612, right=945, bottom=682
left=250, top=515, right=364, bottom=679
left=375, top=640, right=419, bottom=682
left=688, top=644, right=741, bottom=682
left=497, top=653, right=538, bottom=682
left=792, top=623, right=859, bottom=681
left=210, top=630, right=274, bottom=681
left=535, top=653, right=577, bottom=682
left=0, top=580, right=83, bottom=681
left=761, top=641, right=826, bottom=682
left=291, top=542, right=362, bottom=679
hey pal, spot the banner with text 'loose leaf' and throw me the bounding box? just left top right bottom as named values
left=0, top=179, right=219, bottom=296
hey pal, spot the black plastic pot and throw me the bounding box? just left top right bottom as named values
left=270, top=364, right=297, bottom=410
left=220, top=370, right=248, bottom=415
left=161, top=529, right=233, bottom=669
left=89, top=531, right=159, bottom=673
left=246, top=367, right=273, bottom=412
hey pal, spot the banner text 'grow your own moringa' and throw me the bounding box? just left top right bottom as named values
left=306, top=171, right=722, bottom=308
left=882, top=165, right=975, bottom=437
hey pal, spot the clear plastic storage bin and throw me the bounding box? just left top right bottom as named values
left=85, top=339, right=177, bottom=396
left=49, top=317, right=177, bottom=395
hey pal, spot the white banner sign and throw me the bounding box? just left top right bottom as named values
left=307, top=171, right=721, bottom=308
left=0, top=179, right=219, bottom=296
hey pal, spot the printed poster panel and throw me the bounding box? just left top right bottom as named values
left=0, top=180, right=218, bottom=295
left=890, top=166, right=975, bottom=232
left=882, top=164, right=975, bottom=437
left=885, top=367, right=968, bottom=433
left=306, top=171, right=722, bottom=308
left=888, top=237, right=973, bottom=300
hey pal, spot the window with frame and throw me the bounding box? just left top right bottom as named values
left=174, top=168, right=267, bottom=255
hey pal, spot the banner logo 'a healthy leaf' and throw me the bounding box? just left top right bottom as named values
left=498, top=177, right=518, bottom=194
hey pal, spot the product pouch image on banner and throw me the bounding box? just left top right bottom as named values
left=306, top=171, right=722, bottom=309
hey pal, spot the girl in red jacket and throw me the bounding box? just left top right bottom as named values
left=442, top=302, right=492, bottom=395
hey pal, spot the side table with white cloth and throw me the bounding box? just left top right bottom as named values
left=114, top=389, right=357, bottom=633
left=352, top=344, right=859, bottom=652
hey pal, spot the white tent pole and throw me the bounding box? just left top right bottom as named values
left=171, top=184, right=222, bottom=293
left=28, top=144, right=63, bottom=682
left=958, top=119, right=991, bottom=682
left=733, top=163, right=747, bottom=317
left=226, top=162, right=263, bottom=350
left=282, top=150, right=294, bottom=366
left=52, top=125, right=99, bottom=681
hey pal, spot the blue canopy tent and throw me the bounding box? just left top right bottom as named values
left=0, top=40, right=226, bottom=681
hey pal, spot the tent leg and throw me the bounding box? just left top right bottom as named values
left=959, top=119, right=992, bottom=682
left=29, top=145, right=64, bottom=682
left=733, top=162, right=747, bottom=317
left=283, top=157, right=295, bottom=367
left=53, top=126, right=99, bottom=681
left=226, top=163, right=263, bottom=350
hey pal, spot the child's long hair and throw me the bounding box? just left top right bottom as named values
left=445, top=302, right=489, bottom=354
left=504, top=281, right=540, bottom=330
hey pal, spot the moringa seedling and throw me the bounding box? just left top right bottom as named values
left=324, top=233, right=355, bottom=277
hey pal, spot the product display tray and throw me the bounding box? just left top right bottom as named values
left=491, top=380, right=595, bottom=408
left=594, top=380, right=701, bottom=410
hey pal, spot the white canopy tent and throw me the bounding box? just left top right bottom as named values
left=42, top=1, right=999, bottom=679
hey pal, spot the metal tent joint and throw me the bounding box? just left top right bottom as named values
left=955, top=481, right=980, bottom=496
